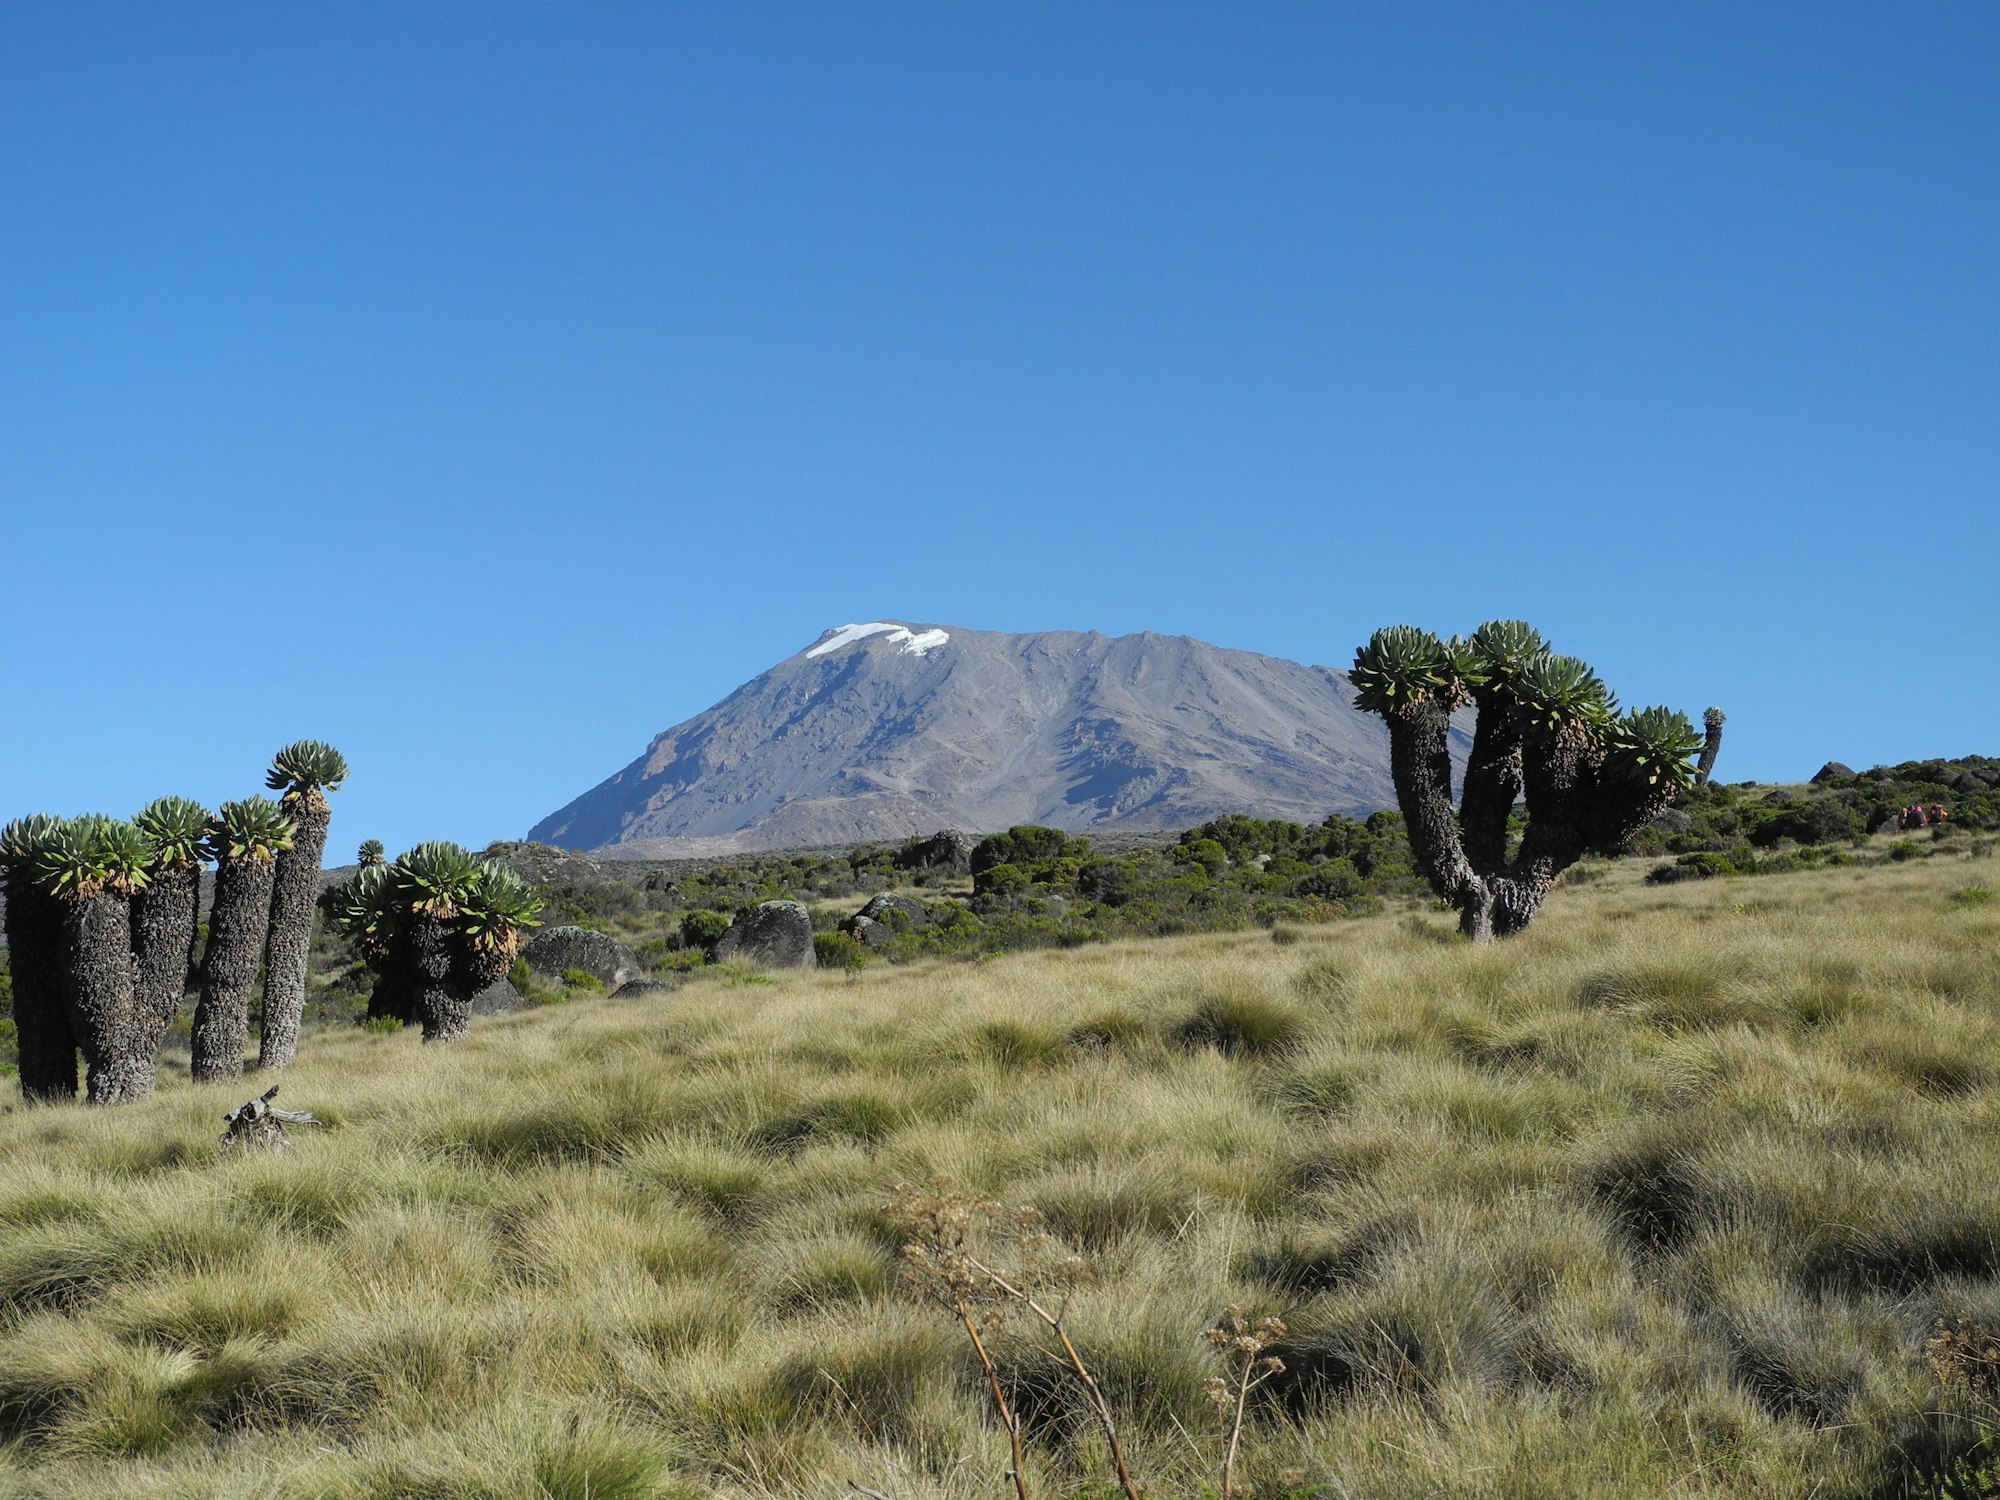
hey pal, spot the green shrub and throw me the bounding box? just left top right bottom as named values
left=1751, top=801, right=1863, bottom=848
left=1299, top=858, right=1367, bottom=900
left=1076, top=858, right=1139, bottom=905
left=972, top=862, right=1030, bottom=897
left=813, top=932, right=869, bottom=971
left=1173, top=838, right=1228, bottom=876
left=1646, top=851, right=1737, bottom=884
left=560, top=969, right=607, bottom=996
left=1952, top=886, right=1994, bottom=908
left=680, top=910, right=732, bottom=951
left=970, top=825, right=1076, bottom=874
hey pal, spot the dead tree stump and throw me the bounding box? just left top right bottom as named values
left=219, top=1084, right=322, bottom=1155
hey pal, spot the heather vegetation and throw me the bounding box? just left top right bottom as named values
left=0, top=849, right=1998, bottom=1496
left=6, top=758, right=1993, bottom=1065
left=418, top=815, right=1430, bottom=993
left=1639, top=758, right=2000, bottom=884
left=287, top=756, right=1993, bottom=1017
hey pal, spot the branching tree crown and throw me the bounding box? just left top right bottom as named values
left=324, top=844, right=543, bottom=1042
left=1352, top=621, right=1705, bottom=939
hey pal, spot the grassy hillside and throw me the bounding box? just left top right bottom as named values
left=1, top=852, right=1997, bottom=1498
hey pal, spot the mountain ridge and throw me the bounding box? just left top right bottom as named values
left=527, top=621, right=1470, bottom=856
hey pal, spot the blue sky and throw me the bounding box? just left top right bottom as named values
left=3, top=2, right=1995, bottom=858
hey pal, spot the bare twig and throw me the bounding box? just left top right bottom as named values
left=968, top=1254, right=1140, bottom=1500
left=887, top=1187, right=1031, bottom=1500
left=1203, top=1304, right=1287, bottom=1500
left=960, top=1304, right=1032, bottom=1500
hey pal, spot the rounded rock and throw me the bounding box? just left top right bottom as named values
left=712, top=901, right=817, bottom=970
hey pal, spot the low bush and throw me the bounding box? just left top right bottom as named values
left=812, top=931, right=870, bottom=971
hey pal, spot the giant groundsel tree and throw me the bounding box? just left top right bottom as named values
left=260, top=740, right=349, bottom=1070
left=325, top=843, right=541, bottom=1043
left=1, top=815, right=78, bottom=1102
left=1697, top=707, right=1726, bottom=785
left=1351, top=621, right=1706, bottom=939
left=131, top=797, right=209, bottom=1066
left=192, top=797, right=294, bottom=1082
left=33, top=817, right=154, bottom=1104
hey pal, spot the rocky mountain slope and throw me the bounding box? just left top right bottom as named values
left=528, top=621, right=1470, bottom=856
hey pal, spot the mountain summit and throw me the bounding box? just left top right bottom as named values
left=527, top=621, right=1468, bottom=856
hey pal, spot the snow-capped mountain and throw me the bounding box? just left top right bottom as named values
left=527, top=621, right=1470, bottom=856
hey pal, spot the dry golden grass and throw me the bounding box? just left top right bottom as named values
left=1, top=851, right=1997, bottom=1498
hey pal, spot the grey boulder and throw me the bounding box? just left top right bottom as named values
left=611, top=979, right=681, bottom=1001
left=713, top=901, right=818, bottom=970
left=896, top=829, right=978, bottom=876
left=471, top=979, right=525, bottom=1016
left=856, top=893, right=935, bottom=931
left=522, top=925, right=643, bottom=988
left=843, top=914, right=891, bottom=949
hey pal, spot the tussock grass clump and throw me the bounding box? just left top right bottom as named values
left=1272, top=1037, right=1367, bottom=1117
left=1581, top=1116, right=1712, bottom=1253
left=750, top=1090, right=906, bottom=1154
left=1062, top=1006, right=1153, bottom=1052
left=3, top=854, right=2000, bottom=1495
left=1290, top=953, right=1353, bottom=1005
left=1172, top=985, right=1305, bottom=1057
left=619, top=1134, right=770, bottom=1222
left=962, top=1018, right=1065, bottom=1069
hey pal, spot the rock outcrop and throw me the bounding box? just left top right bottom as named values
left=522, top=926, right=643, bottom=989
left=895, top=830, right=977, bottom=876
left=855, top=893, right=935, bottom=931
left=844, top=914, right=890, bottom=949
left=470, top=979, right=525, bottom=1016
left=712, top=901, right=817, bottom=969
left=611, top=979, right=681, bottom=1001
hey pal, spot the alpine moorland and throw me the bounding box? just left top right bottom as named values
left=1, top=837, right=1997, bottom=1499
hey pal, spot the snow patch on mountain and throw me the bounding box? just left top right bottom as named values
left=806, top=623, right=950, bottom=659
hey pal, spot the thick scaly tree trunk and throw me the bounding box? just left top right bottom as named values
left=193, top=855, right=276, bottom=1082
left=60, top=890, right=151, bottom=1105
left=1457, top=688, right=1524, bottom=873
left=1380, top=698, right=1599, bottom=942
left=4, top=873, right=78, bottom=1103
left=259, top=791, right=329, bottom=1070
left=426, top=939, right=511, bottom=1045
left=1695, top=708, right=1725, bottom=785
left=365, top=970, right=415, bottom=1024
left=1379, top=694, right=1520, bottom=942
left=408, top=912, right=463, bottom=1043
left=1381, top=697, right=1480, bottom=913
left=131, top=865, right=200, bottom=1069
